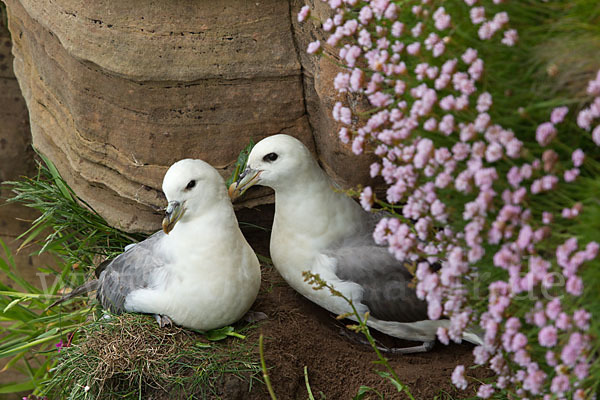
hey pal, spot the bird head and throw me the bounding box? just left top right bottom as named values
left=228, top=134, right=317, bottom=200
left=161, top=159, right=226, bottom=234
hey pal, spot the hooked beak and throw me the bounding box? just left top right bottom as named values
left=228, top=167, right=262, bottom=201
left=162, top=200, right=186, bottom=234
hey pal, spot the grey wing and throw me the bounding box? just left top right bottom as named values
left=325, top=211, right=428, bottom=323
left=96, top=231, right=169, bottom=313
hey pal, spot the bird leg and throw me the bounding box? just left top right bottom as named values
left=339, top=328, right=435, bottom=354
left=384, top=340, right=435, bottom=354
left=154, top=314, right=173, bottom=328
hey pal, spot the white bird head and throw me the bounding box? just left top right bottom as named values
left=161, top=159, right=226, bottom=234
left=229, top=135, right=321, bottom=199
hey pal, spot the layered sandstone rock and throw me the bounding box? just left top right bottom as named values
left=5, top=0, right=375, bottom=232
left=0, top=25, right=35, bottom=182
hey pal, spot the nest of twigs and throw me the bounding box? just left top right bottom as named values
left=45, top=313, right=260, bottom=399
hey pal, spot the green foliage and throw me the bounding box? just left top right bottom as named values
left=4, top=152, right=145, bottom=270
left=226, top=140, right=255, bottom=187
left=0, top=239, right=92, bottom=395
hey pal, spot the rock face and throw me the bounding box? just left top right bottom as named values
left=5, top=0, right=375, bottom=232
left=0, top=21, right=35, bottom=183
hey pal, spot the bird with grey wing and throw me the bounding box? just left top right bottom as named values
left=53, top=159, right=261, bottom=331
left=229, top=134, right=482, bottom=353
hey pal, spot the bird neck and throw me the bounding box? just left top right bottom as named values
left=170, top=201, right=238, bottom=243
left=272, top=172, right=365, bottom=249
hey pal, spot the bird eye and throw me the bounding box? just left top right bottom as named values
left=185, top=180, right=196, bottom=190
left=263, top=152, right=278, bottom=162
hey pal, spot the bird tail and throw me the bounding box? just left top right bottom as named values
left=462, top=328, right=484, bottom=346
left=47, top=280, right=100, bottom=310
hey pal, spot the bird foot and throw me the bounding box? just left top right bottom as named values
left=384, top=340, right=435, bottom=354
left=154, top=314, right=173, bottom=328
left=243, top=311, right=268, bottom=323
left=339, top=328, right=435, bottom=354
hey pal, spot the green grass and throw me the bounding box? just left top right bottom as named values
left=0, top=238, right=92, bottom=395
left=4, top=152, right=145, bottom=270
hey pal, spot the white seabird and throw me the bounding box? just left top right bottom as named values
left=230, top=134, right=481, bottom=352
left=59, top=159, right=261, bottom=331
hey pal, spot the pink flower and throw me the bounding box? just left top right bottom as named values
left=368, top=92, right=392, bottom=107
left=339, top=107, right=352, bottom=124
left=533, top=311, right=546, bottom=327
left=406, top=42, right=421, bottom=55
left=436, top=327, right=450, bottom=345
left=546, top=298, right=561, bottom=320
left=383, top=3, right=397, bottom=20
left=551, top=374, right=570, bottom=396
left=538, top=326, right=557, bottom=347
left=501, top=29, right=518, bottom=46
left=350, top=69, right=363, bottom=92
left=551, top=106, right=569, bottom=124
left=566, top=275, right=583, bottom=296
left=328, top=0, right=342, bottom=9
left=338, top=127, right=350, bottom=144
left=573, top=309, right=590, bottom=330
left=468, top=59, right=484, bottom=81
left=511, top=332, right=528, bottom=351
left=451, top=365, right=468, bottom=390
left=546, top=350, right=557, bottom=367
left=358, top=6, right=373, bottom=24
left=424, top=118, right=437, bottom=131
left=352, top=136, right=364, bottom=155
left=360, top=186, right=374, bottom=211
left=433, top=7, right=451, bottom=31
left=572, top=149, right=585, bottom=167
left=470, top=7, right=486, bottom=24
left=564, top=168, right=580, bottom=182
left=391, top=21, right=404, bottom=37
left=411, top=22, right=423, bottom=38
left=297, top=5, right=310, bottom=22
left=556, top=312, right=571, bottom=330
left=334, top=72, right=350, bottom=92
left=307, top=40, right=321, bottom=54
left=587, top=70, right=600, bottom=95
left=358, top=29, right=372, bottom=48
left=439, top=115, right=455, bottom=136
left=574, top=363, right=589, bottom=380
left=535, top=122, right=557, bottom=146
left=485, top=141, right=503, bottom=162
left=476, top=92, right=493, bottom=113
left=477, top=384, right=494, bottom=398
left=585, top=241, right=599, bottom=259
left=593, top=124, right=600, bottom=145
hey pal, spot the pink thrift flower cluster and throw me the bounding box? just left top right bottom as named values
left=300, top=1, right=599, bottom=398
left=577, top=70, right=600, bottom=145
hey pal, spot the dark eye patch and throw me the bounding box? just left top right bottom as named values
left=185, top=180, right=196, bottom=190
left=263, top=152, right=278, bottom=162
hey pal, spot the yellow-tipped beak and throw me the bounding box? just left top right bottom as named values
left=162, top=201, right=186, bottom=234
left=228, top=168, right=261, bottom=201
